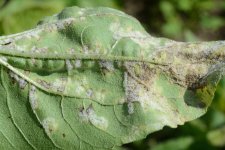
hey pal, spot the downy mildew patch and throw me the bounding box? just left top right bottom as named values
left=79, top=105, right=108, bottom=130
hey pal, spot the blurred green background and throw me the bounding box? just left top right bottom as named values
left=0, top=0, right=224, bottom=149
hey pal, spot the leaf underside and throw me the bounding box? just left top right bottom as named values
left=0, top=6, right=224, bottom=150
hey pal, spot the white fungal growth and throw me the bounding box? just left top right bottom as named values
left=29, top=85, right=38, bottom=110
left=42, top=118, right=58, bottom=136
left=0, top=39, right=12, bottom=45
left=9, top=71, right=18, bottom=80
left=124, top=72, right=136, bottom=114
left=17, top=30, right=41, bottom=41
left=65, top=59, right=73, bottom=71
left=31, top=58, right=36, bottom=65
left=83, top=45, right=89, bottom=54
left=55, top=22, right=65, bottom=30
left=79, top=108, right=89, bottom=122
left=95, top=91, right=106, bottom=102
left=109, top=22, right=149, bottom=39
left=99, top=61, right=115, bottom=71
left=9, top=71, right=27, bottom=89
left=124, top=72, right=140, bottom=102
left=127, top=102, right=134, bottom=115
left=86, top=89, right=93, bottom=98
left=81, top=77, right=88, bottom=85
left=25, top=34, right=40, bottom=39
left=78, top=10, right=84, bottom=15
left=31, top=46, right=48, bottom=53
left=74, top=85, right=86, bottom=94
left=69, top=48, right=75, bottom=54
left=79, top=105, right=108, bottom=130
left=89, top=116, right=108, bottom=130
left=19, top=79, right=27, bottom=89
left=124, top=70, right=185, bottom=126
left=52, top=78, right=67, bottom=93
left=94, top=48, right=100, bottom=54
left=73, top=59, right=82, bottom=68
left=109, top=22, right=150, bottom=47
left=0, top=56, right=8, bottom=62
left=87, top=106, right=108, bottom=130
left=14, top=45, right=26, bottom=52
left=45, top=18, right=75, bottom=31
left=123, top=72, right=128, bottom=97
left=125, top=73, right=151, bottom=111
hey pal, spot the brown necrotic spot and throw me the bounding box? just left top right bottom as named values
left=186, top=74, right=207, bottom=90
left=37, top=79, right=52, bottom=89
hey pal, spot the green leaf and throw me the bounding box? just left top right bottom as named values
left=151, top=136, right=194, bottom=150
left=0, top=0, right=65, bottom=35
left=207, top=126, right=225, bottom=147
left=0, top=6, right=224, bottom=149
left=67, top=0, right=120, bottom=8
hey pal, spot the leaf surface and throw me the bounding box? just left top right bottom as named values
left=0, top=6, right=224, bottom=149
